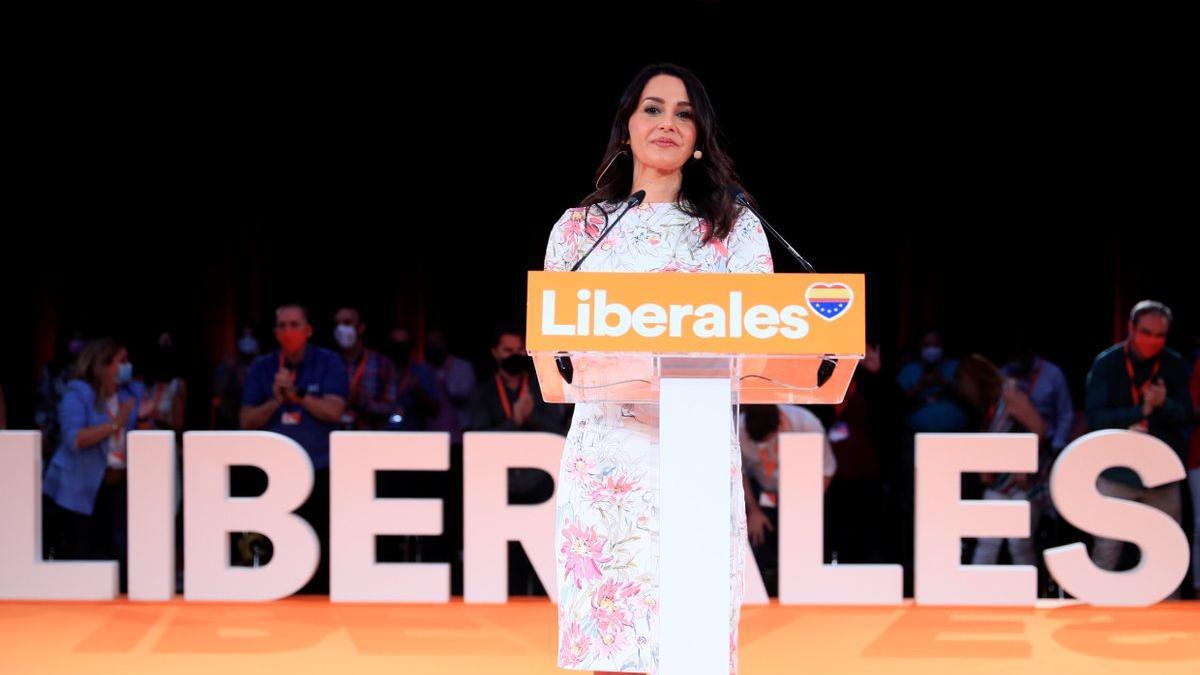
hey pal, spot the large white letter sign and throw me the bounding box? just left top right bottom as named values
left=778, top=432, right=903, bottom=605
left=127, top=431, right=177, bottom=601
left=463, top=432, right=561, bottom=603
left=330, top=431, right=450, bottom=602
left=1044, top=429, right=1189, bottom=606
left=915, top=433, right=1039, bottom=606
left=184, top=431, right=319, bottom=601
left=0, top=431, right=118, bottom=600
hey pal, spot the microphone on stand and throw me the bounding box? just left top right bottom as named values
left=727, top=186, right=839, bottom=387
left=726, top=185, right=815, bottom=272
left=556, top=190, right=647, bottom=383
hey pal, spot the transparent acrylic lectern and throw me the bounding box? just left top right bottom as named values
left=529, top=271, right=865, bottom=675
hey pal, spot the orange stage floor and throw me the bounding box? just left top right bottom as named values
left=2, top=597, right=1198, bottom=674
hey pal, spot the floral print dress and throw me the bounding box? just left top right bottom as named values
left=545, top=200, right=774, bottom=674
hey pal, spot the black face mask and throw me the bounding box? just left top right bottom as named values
left=499, top=353, right=530, bottom=376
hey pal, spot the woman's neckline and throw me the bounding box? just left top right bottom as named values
left=598, top=199, right=690, bottom=210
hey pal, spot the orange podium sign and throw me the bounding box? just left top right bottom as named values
left=526, top=271, right=866, bottom=404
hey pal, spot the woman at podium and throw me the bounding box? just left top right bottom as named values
left=544, top=63, right=773, bottom=674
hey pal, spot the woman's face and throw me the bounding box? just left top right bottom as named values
left=101, top=348, right=128, bottom=390
left=627, top=74, right=697, bottom=174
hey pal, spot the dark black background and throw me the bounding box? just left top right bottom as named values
left=3, top=5, right=1195, bottom=429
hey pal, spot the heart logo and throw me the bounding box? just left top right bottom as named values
left=805, top=282, right=854, bottom=322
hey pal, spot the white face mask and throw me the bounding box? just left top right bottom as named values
left=921, top=345, right=943, bottom=364
left=334, top=324, right=359, bottom=350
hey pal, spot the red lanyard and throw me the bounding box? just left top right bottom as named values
left=349, top=353, right=368, bottom=397
left=758, top=414, right=790, bottom=482
left=495, top=372, right=529, bottom=419
left=1124, top=341, right=1160, bottom=405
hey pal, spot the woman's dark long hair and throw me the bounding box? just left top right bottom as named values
left=580, top=63, right=754, bottom=245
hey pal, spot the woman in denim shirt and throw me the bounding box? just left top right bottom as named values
left=43, top=338, right=144, bottom=592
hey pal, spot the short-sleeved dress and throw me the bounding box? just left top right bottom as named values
left=545, top=200, right=774, bottom=674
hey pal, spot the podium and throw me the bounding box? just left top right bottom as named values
left=527, top=271, right=865, bottom=674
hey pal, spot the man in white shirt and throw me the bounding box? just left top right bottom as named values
left=740, top=404, right=837, bottom=596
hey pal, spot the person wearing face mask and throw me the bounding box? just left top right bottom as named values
left=332, top=306, right=399, bottom=430
left=1085, top=300, right=1194, bottom=593
left=42, top=338, right=145, bottom=592
left=241, top=304, right=349, bottom=455
left=897, top=330, right=970, bottom=434
left=383, top=327, right=440, bottom=431
left=212, top=326, right=260, bottom=430
left=241, top=303, right=348, bottom=595
left=467, top=325, right=567, bottom=436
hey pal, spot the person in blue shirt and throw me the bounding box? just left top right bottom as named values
left=240, top=304, right=349, bottom=467
left=897, top=331, right=970, bottom=433
left=42, top=338, right=146, bottom=594
left=383, top=326, right=440, bottom=431
left=240, top=303, right=348, bottom=594
left=1003, top=349, right=1075, bottom=453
